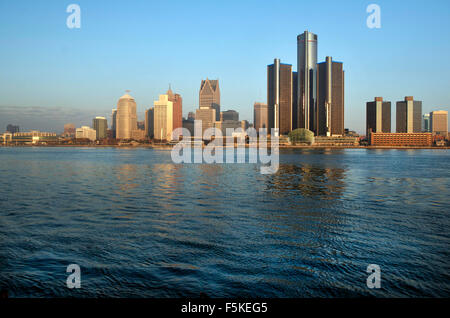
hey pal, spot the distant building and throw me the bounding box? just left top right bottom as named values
left=167, top=86, right=183, bottom=139
left=195, top=107, right=216, bottom=137
left=241, top=120, right=249, bottom=131
left=317, top=56, right=344, bottom=136
left=268, top=59, right=292, bottom=135
left=430, top=110, right=448, bottom=137
left=215, top=120, right=241, bottom=135
left=396, top=96, right=422, bottom=133
left=6, top=124, right=19, bottom=134
left=131, top=129, right=146, bottom=141
left=137, top=121, right=145, bottom=130
left=154, top=95, right=173, bottom=141
left=145, top=108, right=154, bottom=139
left=366, top=97, right=391, bottom=136
left=370, top=132, right=433, bottom=147
left=116, top=92, right=137, bottom=139
left=221, top=110, right=239, bottom=122
left=188, top=112, right=196, bottom=121
left=423, top=113, right=430, bottom=132
left=63, top=123, right=76, bottom=137
left=254, top=102, right=268, bottom=131
left=111, top=109, right=117, bottom=138
left=76, top=126, right=97, bottom=141
left=199, top=78, right=220, bottom=121
left=182, top=119, right=195, bottom=136
left=93, top=117, right=108, bottom=140
left=12, top=131, right=57, bottom=144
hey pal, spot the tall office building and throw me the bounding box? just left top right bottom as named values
left=423, top=113, right=430, bottom=132
left=199, top=78, right=220, bottom=121
left=116, top=92, right=137, bottom=139
left=396, top=96, right=422, bottom=133
left=297, top=30, right=318, bottom=132
left=292, top=72, right=298, bottom=129
left=366, top=97, right=391, bottom=136
left=167, top=86, right=183, bottom=138
left=93, top=117, right=108, bottom=140
left=153, top=95, right=173, bottom=141
left=221, top=110, right=239, bottom=121
left=317, top=57, right=345, bottom=136
left=145, top=107, right=154, bottom=139
left=267, top=58, right=292, bottom=135
left=111, top=109, right=117, bottom=138
left=254, top=102, right=268, bottom=131
left=430, top=110, right=448, bottom=136
left=195, top=107, right=216, bottom=136
left=75, top=126, right=97, bottom=141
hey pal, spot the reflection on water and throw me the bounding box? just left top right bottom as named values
left=0, top=147, right=449, bottom=297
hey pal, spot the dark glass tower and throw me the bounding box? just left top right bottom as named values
left=297, top=31, right=318, bottom=132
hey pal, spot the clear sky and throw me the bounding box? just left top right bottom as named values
left=0, top=0, right=449, bottom=133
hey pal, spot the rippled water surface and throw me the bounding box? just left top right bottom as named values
left=0, top=147, right=449, bottom=297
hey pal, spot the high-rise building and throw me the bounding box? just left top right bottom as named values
left=153, top=95, right=173, bottom=141
left=145, top=107, right=154, bottom=139
left=199, top=78, right=220, bottom=121
left=292, top=72, right=298, bottom=129
left=111, top=109, right=117, bottom=138
left=430, top=110, right=448, bottom=136
left=423, top=113, right=430, bottom=132
left=93, top=117, right=108, bottom=140
left=195, top=107, right=216, bottom=136
left=254, top=102, right=268, bottom=131
left=6, top=124, right=20, bottom=134
left=167, top=85, right=183, bottom=138
left=116, top=92, right=137, bottom=139
left=297, top=31, right=318, bottom=132
left=63, top=123, right=76, bottom=137
left=267, top=58, right=292, bottom=135
left=366, top=97, right=391, bottom=136
left=396, top=96, right=422, bottom=133
left=317, top=57, right=345, bottom=136
left=221, top=110, right=239, bottom=121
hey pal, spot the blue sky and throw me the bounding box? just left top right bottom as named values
left=0, top=0, right=449, bottom=133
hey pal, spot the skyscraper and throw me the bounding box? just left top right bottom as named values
left=167, top=85, right=183, bottom=139
left=396, top=96, right=422, bottom=133
left=220, top=110, right=239, bottom=121
left=116, top=92, right=137, bottom=140
left=366, top=97, right=391, bottom=136
left=111, top=109, right=117, bottom=138
left=254, top=102, right=268, bottom=131
left=93, top=117, right=108, bottom=140
left=153, top=95, right=173, bottom=141
left=317, top=56, right=345, bottom=136
left=199, top=78, right=220, bottom=121
left=145, top=107, right=154, bottom=139
left=195, top=107, right=216, bottom=136
left=430, top=110, right=448, bottom=136
left=267, top=59, right=292, bottom=135
left=423, top=113, right=430, bottom=132
left=297, top=31, right=318, bottom=132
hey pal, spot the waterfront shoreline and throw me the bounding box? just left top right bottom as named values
left=0, top=144, right=448, bottom=150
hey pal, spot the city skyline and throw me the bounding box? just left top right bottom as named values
left=1, top=0, right=449, bottom=134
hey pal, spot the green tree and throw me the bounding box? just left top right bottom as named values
left=288, top=128, right=315, bottom=145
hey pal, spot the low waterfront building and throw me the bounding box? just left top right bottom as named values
left=370, top=132, right=433, bottom=147
left=131, top=129, right=146, bottom=141
left=12, top=131, right=58, bottom=144
left=75, top=126, right=97, bottom=141
left=313, top=136, right=359, bottom=147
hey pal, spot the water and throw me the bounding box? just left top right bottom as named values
left=0, top=147, right=449, bottom=297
